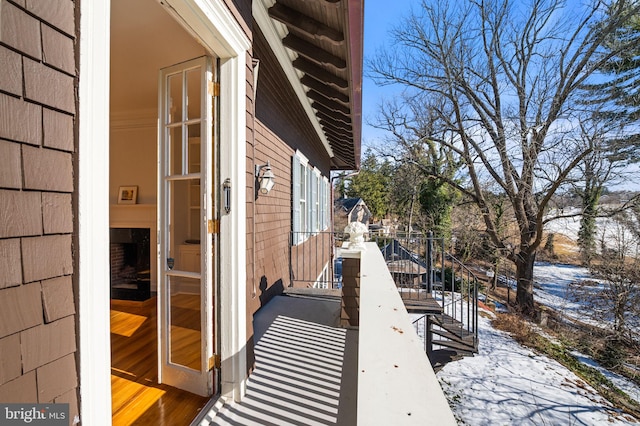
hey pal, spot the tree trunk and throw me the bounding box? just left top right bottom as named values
left=515, top=251, right=536, bottom=314
left=578, top=193, right=599, bottom=266
left=490, top=251, right=500, bottom=291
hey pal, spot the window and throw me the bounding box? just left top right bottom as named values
left=292, top=152, right=330, bottom=245
left=299, top=161, right=307, bottom=235
left=321, top=176, right=329, bottom=230
left=311, top=168, right=319, bottom=233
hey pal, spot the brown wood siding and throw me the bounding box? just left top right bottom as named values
left=248, top=121, right=293, bottom=316
left=253, top=26, right=331, bottom=176
left=290, top=233, right=333, bottom=288
left=245, top=48, right=256, bottom=358
left=226, top=0, right=252, bottom=39
left=0, top=0, right=79, bottom=421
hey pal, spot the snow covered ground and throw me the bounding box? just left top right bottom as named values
left=433, top=261, right=640, bottom=425
left=437, top=309, right=639, bottom=425
left=533, top=262, right=602, bottom=327
left=428, top=206, right=640, bottom=423
left=533, top=262, right=640, bottom=338
left=546, top=207, right=639, bottom=252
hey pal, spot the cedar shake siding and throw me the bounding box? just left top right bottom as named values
left=0, top=0, right=79, bottom=422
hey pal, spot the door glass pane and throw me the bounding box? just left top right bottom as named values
left=186, top=68, right=201, bottom=121
left=170, top=179, right=201, bottom=256
left=168, top=73, right=183, bottom=124
left=169, top=276, right=202, bottom=370
left=169, top=126, right=183, bottom=176
left=187, top=124, right=201, bottom=174
left=189, top=181, right=201, bottom=243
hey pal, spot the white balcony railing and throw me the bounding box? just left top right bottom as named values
left=202, top=241, right=457, bottom=425
left=341, top=242, right=456, bottom=425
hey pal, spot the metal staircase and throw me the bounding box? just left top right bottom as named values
left=287, top=229, right=480, bottom=360
left=375, top=233, right=479, bottom=359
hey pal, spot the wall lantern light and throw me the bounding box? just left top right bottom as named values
left=255, top=161, right=275, bottom=195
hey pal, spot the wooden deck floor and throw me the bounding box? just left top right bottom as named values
left=111, top=298, right=208, bottom=426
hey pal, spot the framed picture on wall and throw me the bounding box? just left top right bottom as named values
left=117, top=186, right=138, bottom=205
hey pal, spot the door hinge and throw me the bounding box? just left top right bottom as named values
left=208, top=219, right=219, bottom=234
left=208, top=81, right=220, bottom=97
left=209, top=354, right=221, bottom=370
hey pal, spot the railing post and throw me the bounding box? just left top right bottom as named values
left=340, top=252, right=361, bottom=327
left=427, top=231, right=433, bottom=292
left=426, top=315, right=433, bottom=356
left=441, top=237, right=446, bottom=311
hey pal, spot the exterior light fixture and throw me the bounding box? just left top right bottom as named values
left=255, top=161, right=275, bottom=194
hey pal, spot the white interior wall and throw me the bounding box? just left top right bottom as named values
left=109, top=116, right=157, bottom=205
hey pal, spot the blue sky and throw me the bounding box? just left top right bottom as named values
left=362, top=0, right=416, bottom=147
left=359, top=1, right=640, bottom=191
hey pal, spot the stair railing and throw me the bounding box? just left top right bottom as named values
left=371, top=231, right=479, bottom=353
left=439, top=251, right=479, bottom=349
left=412, top=313, right=430, bottom=354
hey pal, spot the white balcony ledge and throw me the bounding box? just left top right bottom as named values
left=197, top=242, right=455, bottom=425
left=357, top=242, right=456, bottom=425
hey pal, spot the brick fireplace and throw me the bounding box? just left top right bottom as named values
left=110, top=227, right=151, bottom=301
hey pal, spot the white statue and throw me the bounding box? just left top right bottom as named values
left=344, top=221, right=368, bottom=250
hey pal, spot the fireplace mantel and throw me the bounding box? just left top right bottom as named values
left=110, top=203, right=156, bottom=229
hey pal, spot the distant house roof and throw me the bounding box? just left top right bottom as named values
left=335, top=197, right=364, bottom=213
left=334, top=197, right=370, bottom=228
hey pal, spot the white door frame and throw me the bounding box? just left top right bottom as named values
left=78, top=1, right=112, bottom=423
left=159, top=0, right=251, bottom=402
left=78, top=0, right=250, bottom=423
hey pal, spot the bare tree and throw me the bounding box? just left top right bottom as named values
left=372, top=97, right=463, bottom=234
left=369, top=0, right=640, bottom=314
left=571, top=118, right=628, bottom=265
left=570, top=215, right=640, bottom=349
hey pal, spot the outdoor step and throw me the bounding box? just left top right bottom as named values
left=431, top=320, right=468, bottom=337
left=403, top=301, right=443, bottom=314
left=430, top=327, right=474, bottom=344
left=401, top=293, right=443, bottom=314
left=431, top=314, right=464, bottom=330
left=432, top=338, right=478, bottom=354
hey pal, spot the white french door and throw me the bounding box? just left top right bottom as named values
left=158, top=56, right=217, bottom=396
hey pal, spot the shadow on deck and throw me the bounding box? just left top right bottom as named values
left=196, top=292, right=358, bottom=425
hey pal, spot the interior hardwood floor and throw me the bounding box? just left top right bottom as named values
left=111, top=298, right=209, bottom=426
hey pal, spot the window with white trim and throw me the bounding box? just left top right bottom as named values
left=300, top=161, right=308, bottom=235
left=292, top=152, right=330, bottom=244
left=311, top=168, right=320, bottom=233
left=319, top=176, right=329, bottom=231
